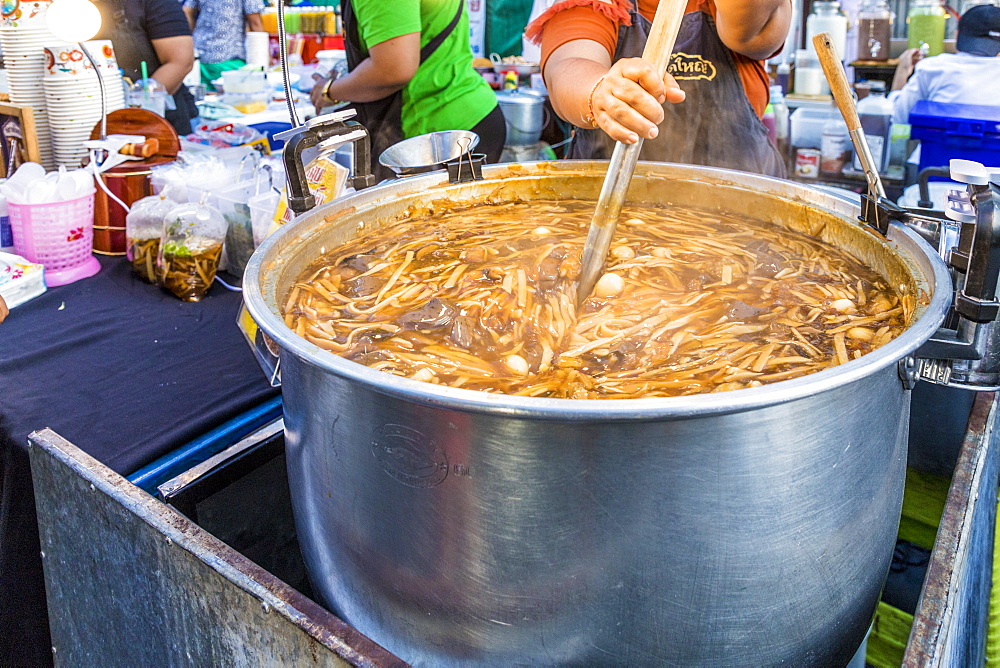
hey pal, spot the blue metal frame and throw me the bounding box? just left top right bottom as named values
left=127, top=396, right=283, bottom=493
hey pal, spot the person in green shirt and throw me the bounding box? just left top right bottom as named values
left=311, top=0, right=505, bottom=179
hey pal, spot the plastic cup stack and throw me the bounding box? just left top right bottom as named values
left=42, top=40, right=126, bottom=168
left=245, top=32, right=271, bottom=69
left=0, top=0, right=61, bottom=170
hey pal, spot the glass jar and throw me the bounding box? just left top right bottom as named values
left=806, top=1, right=849, bottom=62
left=858, top=0, right=893, bottom=61
left=907, top=0, right=946, bottom=56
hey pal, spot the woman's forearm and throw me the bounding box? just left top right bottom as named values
left=546, top=51, right=609, bottom=128
left=325, top=57, right=409, bottom=102
left=151, top=36, right=195, bottom=95
left=324, top=32, right=419, bottom=103
left=153, top=61, right=190, bottom=95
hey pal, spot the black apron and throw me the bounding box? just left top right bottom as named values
left=342, top=0, right=464, bottom=181
left=96, top=0, right=198, bottom=136
left=569, top=1, right=785, bottom=178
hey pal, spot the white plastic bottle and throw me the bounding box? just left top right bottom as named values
left=852, top=81, right=894, bottom=173
left=0, top=191, right=11, bottom=253
left=770, top=85, right=790, bottom=150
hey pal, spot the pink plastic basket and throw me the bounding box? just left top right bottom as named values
left=9, top=191, right=101, bottom=286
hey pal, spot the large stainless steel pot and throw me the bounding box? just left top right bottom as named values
left=244, top=161, right=951, bottom=665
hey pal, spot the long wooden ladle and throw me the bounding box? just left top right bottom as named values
left=576, top=0, right=688, bottom=305
left=812, top=32, right=887, bottom=200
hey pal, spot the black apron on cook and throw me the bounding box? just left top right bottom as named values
left=342, top=0, right=464, bottom=181
left=569, top=0, right=785, bottom=178
left=96, top=0, right=198, bottom=136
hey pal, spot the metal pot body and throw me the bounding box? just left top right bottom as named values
left=244, top=161, right=952, bottom=665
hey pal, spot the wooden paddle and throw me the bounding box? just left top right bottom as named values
left=812, top=32, right=886, bottom=198
left=576, top=0, right=688, bottom=305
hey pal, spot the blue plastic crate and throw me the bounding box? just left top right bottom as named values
left=250, top=121, right=294, bottom=151
left=909, top=101, right=1000, bottom=172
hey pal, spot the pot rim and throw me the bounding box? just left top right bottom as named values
left=244, top=160, right=952, bottom=421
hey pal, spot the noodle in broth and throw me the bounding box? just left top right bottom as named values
left=282, top=200, right=912, bottom=399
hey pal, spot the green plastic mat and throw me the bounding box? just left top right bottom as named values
left=867, top=467, right=951, bottom=666
left=987, top=497, right=1000, bottom=663
left=868, top=601, right=915, bottom=668
left=897, top=468, right=951, bottom=551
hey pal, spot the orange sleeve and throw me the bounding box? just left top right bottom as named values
left=733, top=54, right=771, bottom=118
left=534, top=0, right=771, bottom=118
left=528, top=0, right=633, bottom=71
left=539, top=8, right=618, bottom=70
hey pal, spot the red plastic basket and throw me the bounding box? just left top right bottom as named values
left=9, top=191, right=101, bottom=286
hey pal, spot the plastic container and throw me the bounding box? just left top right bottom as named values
left=821, top=107, right=853, bottom=174
left=158, top=199, right=226, bottom=301
left=790, top=105, right=833, bottom=149
left=214, top=166, right=276, bottom=277
left=125, top=194, right=175, bottom=283
left=858, top=0, right=893, bottom=61
left=223, top=69, right=268, bottom=113
left=8, top=190, right=100, bottom=286
left=907, top=0, right=946, bottom=56
left=128, top=78, right=172, bottom=117
left=908, top=100, right=1000, bottom=173
left=852, top=81, right=894, bottom=172
left=794, top=49, right=826, bottom=96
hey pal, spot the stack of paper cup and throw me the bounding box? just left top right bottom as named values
left=42, top=40, right=126, bottom=168
left=0, top=1, right=60, bottom=170
left=245, top=31, right=270, bottom=69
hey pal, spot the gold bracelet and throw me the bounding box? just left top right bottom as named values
left=322, top=78, right=337, bottom=103
left=583, top=75, right=605, bottom=128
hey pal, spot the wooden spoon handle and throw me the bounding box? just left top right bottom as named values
left=641, top=0, right=688, bottom=73
left=812, top=33, right=861, bottom=132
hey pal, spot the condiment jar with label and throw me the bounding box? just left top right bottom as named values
left=820, top=106, right=852, bottom=175
left=858, top=0, right=893, bottom=61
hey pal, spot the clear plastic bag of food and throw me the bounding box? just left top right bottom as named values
left=125, top=193, right=176, bottom=283
left=215, top=163, right=275, bottom=277
left=158, top=197, right=226, bottom=301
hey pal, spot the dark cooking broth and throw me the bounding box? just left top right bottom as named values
left=282, top=200, right=912, bottom=398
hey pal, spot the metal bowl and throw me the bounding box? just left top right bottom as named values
left=378, top=130, right=480, bottom=177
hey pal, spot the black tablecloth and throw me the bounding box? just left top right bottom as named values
left=0, top=256, right=280, bottom=665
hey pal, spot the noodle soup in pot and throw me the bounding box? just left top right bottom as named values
left=282, top=199, right=914, bottom=398
left=244, top=162, right=951, bottom=666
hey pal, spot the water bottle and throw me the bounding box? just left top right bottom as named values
left=852, top=80, right=894, bottom=173
left=770, top=85, right=790, bottom=159
left=762, top=101, right=776, bottom=144
left=0, top=191, right=11, bottom=253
